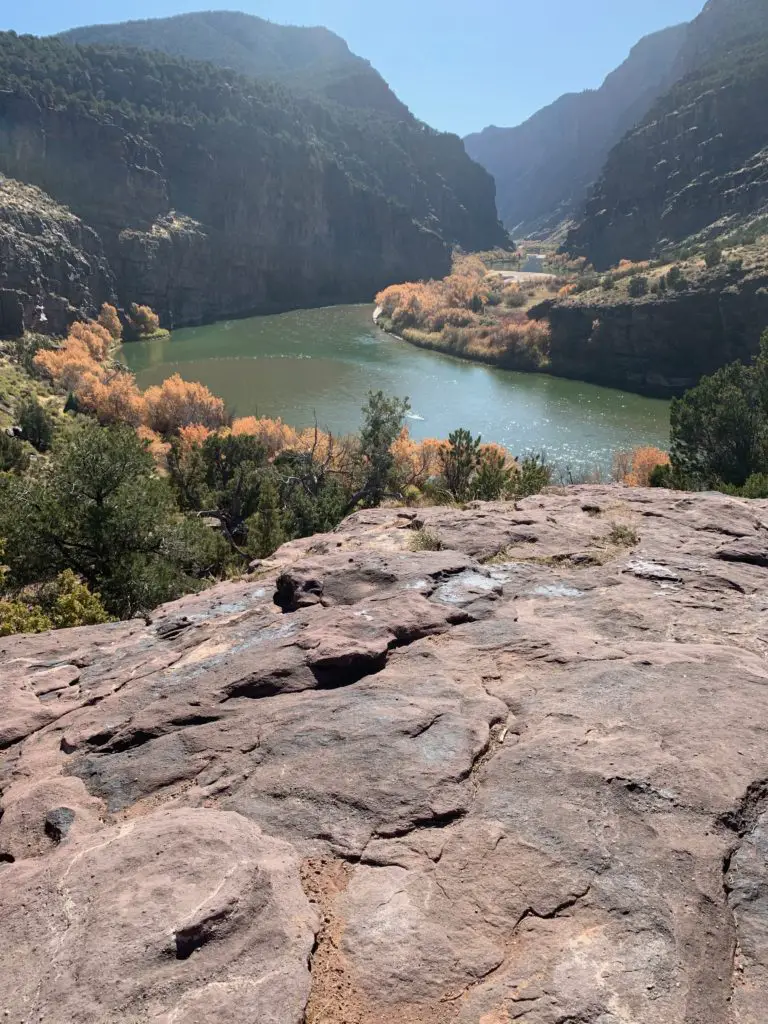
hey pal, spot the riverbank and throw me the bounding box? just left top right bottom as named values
left=121, top=303, right=670, bottom=471
left=374, top=255, right=557, bottom=376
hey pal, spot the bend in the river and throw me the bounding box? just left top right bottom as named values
left=120, top=304, right=669, bottom=470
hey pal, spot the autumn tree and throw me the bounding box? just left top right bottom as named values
left=144, top=374, right=228, bottom=435
left=128, top=303, right=161, bottom=337
left=97, top=303, right=123, bottom=341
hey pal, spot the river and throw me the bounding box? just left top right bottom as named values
left=120, top=304, right=670, bottom=472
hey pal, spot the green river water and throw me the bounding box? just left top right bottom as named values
left=120, top=304, right=670, bottom=471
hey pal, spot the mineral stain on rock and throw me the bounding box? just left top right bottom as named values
left=2, top=486, right=768, bottom=1022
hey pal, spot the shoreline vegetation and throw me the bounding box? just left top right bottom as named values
left=6, top=272, right=765, bottom=639
left=374, top=254, right=557, bottom=374
left=0, top=299, right=674, bottom=638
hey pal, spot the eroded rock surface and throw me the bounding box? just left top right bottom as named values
left=2, top=486, right=768, bottom=1023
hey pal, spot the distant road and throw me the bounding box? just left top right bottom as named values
left=488, top=269, right=556, bottom=282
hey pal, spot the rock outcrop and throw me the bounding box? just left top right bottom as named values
left=0, top=175, right=114, bottom=338
left=567, top=3, right=768, bottom=268
left=0, top=31, right=507, bottom=331
left=3, top=486, right=768, bottom=1022
left=530, top=260, right=768, bottom=396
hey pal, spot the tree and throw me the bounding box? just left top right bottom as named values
left=354, top=391, right=411, bottom=508
left=0, top=421, right=222, bottom=617
left=144, top=374, right=228, bottom=435
left=17, top=396, right=55, bottom=452
left=670, top=332, right=768, bottom=487
left=511, top=454, right=552, bottom=498
left=704, top=242, right=723, bottom=269
left=440, top=429, right=481, bottom=501
left=168, top=431, right=267, bottom=549
left=473, top=446, right=516, bottom=500
left=246, top=474, right=285, bottom=558
left=128, top=303, right=161, bottom=337
left=628, top=275, right=649, bottom=298
left=0, top=431, right=30, bottom=473
left=98, top=303, right=123, bottom=341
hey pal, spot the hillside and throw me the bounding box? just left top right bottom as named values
left=567, top=0, right=768, bottom=267
left=464, top=24, right=688, bottom=237
left=3, top=487, right=768, bottom=1021
left=0, top=31, right=507, bottom=332
left=57, top=10, right=410, bottom=118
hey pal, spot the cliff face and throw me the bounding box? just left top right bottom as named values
left=0, top=33, right=507, bottom=331
left=4, top=488, right=768, bottom=1022
left=531, top=263, right=768, bottom=396
left=464, top=24, right=688, bottom=236
left=567, top=4, right=768, bottom=268
left=58, top=10, right=411, bottom=119
left=0, top=174, right=114, bottom=338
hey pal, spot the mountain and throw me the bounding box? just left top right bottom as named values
left=57, top=10, right=409, bottom=118
left=464, top=23, right=688, bottom=237
left=0, top=29, right=507, bottom=333
left=567, top=0, right=768, bottom=268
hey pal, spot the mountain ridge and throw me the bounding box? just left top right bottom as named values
left=0, top=26, right=507, bottom=334
left=57, top=9, right=410, bottom=119
left=464, top=22, right=689, bottom=237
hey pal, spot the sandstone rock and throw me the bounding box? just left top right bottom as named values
left=0, top=808, right=318, bottom=1023
left=2, top=486, right=768, bottom=1022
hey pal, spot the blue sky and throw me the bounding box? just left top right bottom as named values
left=5, top=0, right=705, bottom=136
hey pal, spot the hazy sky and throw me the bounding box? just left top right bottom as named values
left=5, top=0, right=705, bottom=136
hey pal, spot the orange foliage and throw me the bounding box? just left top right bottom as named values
left=34, top=338, right=98, bottom=392
left=68, top=320, right=112, bottom=361
left=616, top=446, right=671, bottom=487
left=144, top=374, right=227, bottom=435
left=557, top=283, right=578, bottom=298
left=129, top=303, right=161, bottom=336
left=178, top=424, right=213, bottom=449
left=391, top=428, right=447, bottom=488
left=77, top=370, right=147, bottom=427
left=232, top=416, right=301, bottom=457
left=97, top=303, right=123, bottom=341
left=136, top=426, right=170, bottom=466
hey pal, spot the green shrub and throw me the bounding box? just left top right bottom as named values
left=17, top=396, right=55, bottom=452
left=704, top=241, right=723, bottom=268
left=409, top=527, right=444, bottom=551
left=0, top=431, right=29, bottom=473
left=511, top=454, right=552, bottom=498
left=608, top=523, right=639, bottom=547
left=628, top=276, right=649, bottom=298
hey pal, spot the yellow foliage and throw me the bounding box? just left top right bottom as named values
left=144, top=374, right=227, bottom=435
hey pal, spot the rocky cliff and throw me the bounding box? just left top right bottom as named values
left=464, top=24, right=688, bottom=237
left=58, top=10, right=410, bottom=119
left=0, top=32, right=507, bottom=331
left=0, top=175, right=114, bottom=337
left=567, top=3, right=768, bottom=268
left=531, top=259, right=768, bottom=396
left=3, top=487, right=768, bottom=1022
